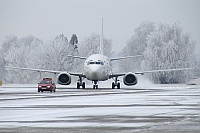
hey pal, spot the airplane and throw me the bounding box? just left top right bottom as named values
left=5, top=19, right=194, bottom=89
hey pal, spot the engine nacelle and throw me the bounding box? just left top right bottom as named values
left=123, top=72, right=138, bottom=86
left=57, top=72, right=71, bottom=85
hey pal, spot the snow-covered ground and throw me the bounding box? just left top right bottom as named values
left=0, top=81, right=199, bottom=132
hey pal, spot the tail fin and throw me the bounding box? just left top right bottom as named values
left=99, top=17, right=104, bottom=55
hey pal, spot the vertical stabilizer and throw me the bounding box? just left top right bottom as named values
left=99, top=17, right=104, bottom=55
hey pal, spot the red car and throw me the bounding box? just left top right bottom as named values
left=38, top=78, right=56, bottom=92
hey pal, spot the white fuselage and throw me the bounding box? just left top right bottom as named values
left=84, top=54, right=111, bottom=81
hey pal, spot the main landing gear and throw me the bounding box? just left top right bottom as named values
left=93, top=80, right=98, bottom=89
left=77, top=76, right=85, bottom=89
left=112, top=77, right=120, bottom=89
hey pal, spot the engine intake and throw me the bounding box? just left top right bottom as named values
left=57, top=72, right=71, bottom=85
left=123, top=72, right=137, bottom=86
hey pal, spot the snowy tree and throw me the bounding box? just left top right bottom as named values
left=144, top=23, right=196, bottom=83
left=1, top=34, right=82, bottom=83
left=70, top=34, right=78, bottom=49
left=79, top=33, right=112, bottom=57
left=3, top=36, right=43, bottom=83
left=1, top=35, right=18, bottom=65
left=68, top=34, right=81, bottom=72
left=39, top=34, right=71, bottom=72
left=119, top=21, right=155, bottom=72
left=119, top=21, right=195, bottom=83
left=0, top=49, right=4, bottom=81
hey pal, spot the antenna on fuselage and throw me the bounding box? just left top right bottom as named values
left=99, top=17, right=104, bottom=55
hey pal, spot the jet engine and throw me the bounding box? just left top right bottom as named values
left=57, top=72, right=71, bottom=85
left=123, top=72, right=137, bottom=86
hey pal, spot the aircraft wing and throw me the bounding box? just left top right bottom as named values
left=69, top=73, right=86, bottom=78
left=5, top=66, right=86, bottom=78
left=109, top=67, right=194, bottom=78
left=110, top=55, right=143, bottom=61
left=135, top=67, right=195, bottom=75
left=5, top=66, right=62, bottom=74
left=109, top=73, right=125, bottom=78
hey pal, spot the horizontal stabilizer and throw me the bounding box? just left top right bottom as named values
left=67, top=55, right=87, bottom=60
left=110, top=55, right=143, bottom=61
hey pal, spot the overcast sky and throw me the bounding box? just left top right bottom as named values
left=0, top=0, right=200, bottom=52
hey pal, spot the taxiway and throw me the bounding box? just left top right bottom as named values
left=0, top=84, right=199, bottom=133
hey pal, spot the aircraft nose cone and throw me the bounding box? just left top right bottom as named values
left=90, top=66, right=100, bottom=72
left=88, top=66, right=101, bottom=80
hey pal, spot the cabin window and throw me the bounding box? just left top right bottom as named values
left=89, top=62, right=95, bottom=65
left=96, top=62, right=101, bottom=64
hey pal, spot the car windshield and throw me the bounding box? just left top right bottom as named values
left=40, top=80, right=51, bottom=84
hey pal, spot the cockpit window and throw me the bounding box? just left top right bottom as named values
left=90, top=62, right=95, bottom=64
left=96, top=62, right=101, bottom=64
left=87, top=61, right=104, bottom=65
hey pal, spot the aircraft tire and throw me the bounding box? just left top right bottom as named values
left=82, top=82, right=85, bottom=89
left=117, top=83, right=120, bottom=89
left=93, top=85, right=98, bottom=89
left=77, top=82, right=80, bottom=89
left=112, top=82, right=115, bottom=89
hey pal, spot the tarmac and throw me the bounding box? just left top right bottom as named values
left=0, top=84, right=199, bottom=133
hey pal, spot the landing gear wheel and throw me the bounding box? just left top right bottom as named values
left=77, top=76, right=86, bottom=89
left=93, top=85, right=98, bottom=89
left=77, top=82, right=80, bottom=89
left=112, top=82, right=115, bottom=89
left=82, top=82, right=85, bottom=89
left=112, top=77, right=120, bottom=89
left=93, top=80, right=98, bottom=89
left=117, top=83, right=120, bottom=89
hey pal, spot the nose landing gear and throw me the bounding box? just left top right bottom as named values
left=93, top=80, right=98, bottom=89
